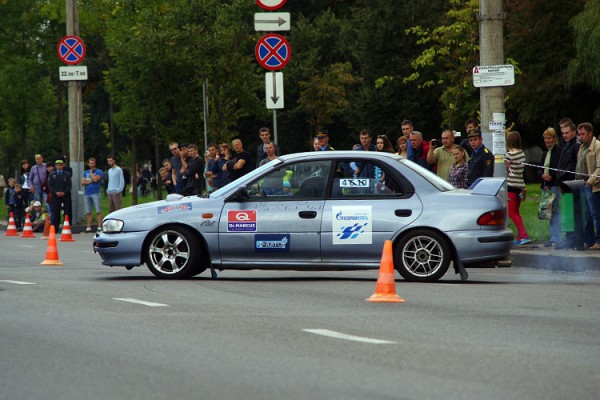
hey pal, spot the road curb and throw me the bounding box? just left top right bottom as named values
left=511, top=245, right=600, bottom=272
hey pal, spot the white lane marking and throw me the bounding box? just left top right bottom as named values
left=113, top=298, right=168, bottom=307
left=303, top=329, right=396, bottom=344
left=0, top=280, right=36, bottom=285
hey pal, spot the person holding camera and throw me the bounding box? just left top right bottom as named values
left=426, top=129, right=458, bottom=182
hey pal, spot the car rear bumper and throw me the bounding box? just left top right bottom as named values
left=449, top=228, right=514, bottom=263
left=93, top=231, right=148, bottom=267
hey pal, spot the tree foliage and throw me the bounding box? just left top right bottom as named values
left=568, top=0, right=600, bottom=119
left=0, top=0, right=599, bottom=177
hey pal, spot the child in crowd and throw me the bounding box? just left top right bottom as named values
left=5, top=179, right=27, bottom=230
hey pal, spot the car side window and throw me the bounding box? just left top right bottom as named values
left=246, top=160, right=332, bottom=200
left=331, top=160, right=403, bottom=198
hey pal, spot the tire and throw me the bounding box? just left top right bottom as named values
left=145, top=226, right=205, bottom=279
left=394, top=229, right=451, bottom=282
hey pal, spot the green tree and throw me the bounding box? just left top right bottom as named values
left=404, top=0, right=479, bottom=130
left=0, top=0, right=60, bottom=176
left=568, top=0, right=600, bottom=120
left=504, top=0, right=589, bottom=138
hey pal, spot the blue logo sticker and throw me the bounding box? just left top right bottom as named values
left=255, top=234, right=290, bottom=252
left=336, top=223, right=369, bottom=240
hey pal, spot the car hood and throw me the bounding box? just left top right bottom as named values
left=104, top=196, right=221, bottom=231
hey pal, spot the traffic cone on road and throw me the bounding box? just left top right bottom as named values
left=59, top=215, right=75, bottom=242
left=21, top=213, right=36, bottom=238
left=366, top=240, right=405, bottom=303
left=5, top=212, right=19, bottom=236
left=41, top=216, right=50, bottom=240
left=40, top=225, right=63, bottom=266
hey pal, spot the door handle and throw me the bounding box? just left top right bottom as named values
left=395, top=209, right=412, bottom=217
left=299, top=211, right=317, bottom=219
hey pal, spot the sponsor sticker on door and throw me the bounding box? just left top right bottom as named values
left=332, top=206, right=372, bottom=245
left=228, top=210, right=257, bottom=232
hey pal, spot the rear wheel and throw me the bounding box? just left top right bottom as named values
left=394, top=229, right=450, bottom=282
left=145, top=226, right=205, bottom=279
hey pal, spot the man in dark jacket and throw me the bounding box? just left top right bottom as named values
left=555, top=118, right=581, bottom=250
left=47, top=159, right=72, bottom=231
left=466, top=130, right=494, bottom=187
left=183, top=144, right=205, bottom=196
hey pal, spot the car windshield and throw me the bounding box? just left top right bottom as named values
left=209, top=159, right=284, bottom=197
left=399, top=159, right=455, bottom=191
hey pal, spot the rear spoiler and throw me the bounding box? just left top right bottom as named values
left=469, top=178, right=506, bottom=196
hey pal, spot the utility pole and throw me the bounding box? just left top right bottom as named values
left=479, top=0, right=506, bottom=177
left=66, top=0, right=84, bottom=222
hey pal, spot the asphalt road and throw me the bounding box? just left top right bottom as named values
left=1, top=234, right=599, bottom=400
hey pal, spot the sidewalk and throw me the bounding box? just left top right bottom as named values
left=510, top=243, right=600, bottom=272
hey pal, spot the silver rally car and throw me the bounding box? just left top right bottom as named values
left=93, top=151, right=513, bottom=282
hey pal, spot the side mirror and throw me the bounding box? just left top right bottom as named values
left=227, top=186, right=249, bottom=202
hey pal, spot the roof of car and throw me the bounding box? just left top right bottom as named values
left=278, top=151, right=403, bottom=162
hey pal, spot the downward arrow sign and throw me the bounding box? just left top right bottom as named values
left=271, top=72, right=279, bottom=103
left=265, top=72, right=284, bottom=109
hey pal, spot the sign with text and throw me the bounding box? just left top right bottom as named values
left=473, top=64, right=515, bottom=87
left=59, top=66, right=88, bottom=81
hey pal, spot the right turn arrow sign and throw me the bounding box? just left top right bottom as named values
left=254, top=12, right=291, bottom=31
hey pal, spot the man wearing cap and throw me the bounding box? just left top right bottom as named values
left=28, top=153, right=47, bottom=206
left=466, top=130, right=495, bottom=187
left=315, top=130, right=334, bottom=151
left=47, top=158, right=72, bottom=231
left=29, top=201, right=48, bottom=232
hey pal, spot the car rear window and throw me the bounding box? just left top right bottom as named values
left=399, top=159, right=455, bottom=191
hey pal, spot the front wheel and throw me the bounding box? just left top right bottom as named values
left=145, top=227, right=205, bottom=279
left=394, top=229, right=451, bottom=282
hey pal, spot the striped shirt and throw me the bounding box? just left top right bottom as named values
left=506, top=149, right=526, bottom=189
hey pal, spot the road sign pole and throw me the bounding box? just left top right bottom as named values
left=66, top=0, right=84, bottom=224
left=273, top=109, right=278, bottom=145
left=202, top=79, right=208, bottom=152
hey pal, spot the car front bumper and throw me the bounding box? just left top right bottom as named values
left=93, top=231, right=149, bottom=267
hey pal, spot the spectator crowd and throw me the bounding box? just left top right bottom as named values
left=2, top=117, right=598, bottom=251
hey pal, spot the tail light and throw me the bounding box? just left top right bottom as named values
left=477, top=209, right=506, bottom=226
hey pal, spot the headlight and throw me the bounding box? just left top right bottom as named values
left=102, top=219, right=124, bottom=233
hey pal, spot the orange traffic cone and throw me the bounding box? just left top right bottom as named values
left=41, top=216, right=50, bottom=240
left=41, top=225, right=63, bottom=266
left=59, top=215, right=76, bottom=242
left=366, top=240, right=405, bottom=303
left=5, top=212, right=19, bottom=236
left=21, top=213, right=36, bottom=238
